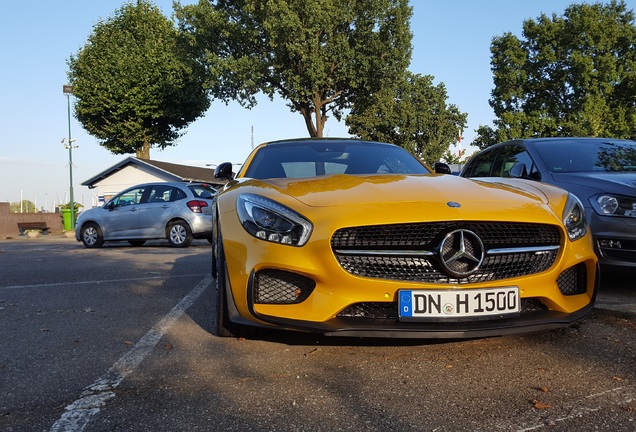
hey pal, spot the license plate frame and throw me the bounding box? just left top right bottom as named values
left=398, top=287, right=520, bottom=321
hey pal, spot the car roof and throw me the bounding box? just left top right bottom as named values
left=258, top=137, right=397, bottom=147
left=499, top=137, right=636, bottom=146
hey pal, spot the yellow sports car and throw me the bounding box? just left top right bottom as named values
left=211, top=138, right=598, bottom=338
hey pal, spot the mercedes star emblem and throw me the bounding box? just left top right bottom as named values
left=439, top=229, right=485, bottom=277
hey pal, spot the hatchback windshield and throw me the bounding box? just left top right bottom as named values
left=535, top=139, right=636, bottom=173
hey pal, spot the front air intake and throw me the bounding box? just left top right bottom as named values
left=253, top=269, right=315, bottom=304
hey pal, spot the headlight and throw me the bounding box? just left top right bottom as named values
left=563, top=193, right=587, bottom=241
left=592, top=194, right=636, bottom=217
left=236, top=194, right=313, bottom=246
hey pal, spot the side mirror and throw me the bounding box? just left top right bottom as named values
left=214, top=162, right=235, bottom=182
left=433, top=162, right=452, bottom=175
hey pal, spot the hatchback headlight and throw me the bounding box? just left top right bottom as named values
left=563, top=193, right=587, bottom=241
left=236, top=194, right=313, bottom=246
left=592, top=194, right=636, bottom=217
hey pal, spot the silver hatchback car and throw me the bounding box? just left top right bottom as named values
left=75, top=182, right=216, bottom=248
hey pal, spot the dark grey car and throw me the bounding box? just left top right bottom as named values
left=460, top=137, right=636, bottom=270
left=75, top=182, right=216, bottom=248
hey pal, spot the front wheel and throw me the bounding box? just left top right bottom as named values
left=213, top=231, right=260, bottom=338
left=167, top=221, right=193, bottom=247
left=213, top=232, right=234, bottom=337
left=80, top=223, right=104, bottom=248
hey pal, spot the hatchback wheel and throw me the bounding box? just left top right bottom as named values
left=167, top=220, right=193, bottom=247
left=81, top=223, right=104, bottom=248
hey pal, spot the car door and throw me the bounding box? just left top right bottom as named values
left=101, top=186, right=146, bottom=238
left=135, top=185, right=178, bottom=236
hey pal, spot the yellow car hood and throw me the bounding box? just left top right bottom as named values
left=263, top=174, right=550, bottom=208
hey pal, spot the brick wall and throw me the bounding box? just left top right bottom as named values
left=0, top=202, right=66, bottom=238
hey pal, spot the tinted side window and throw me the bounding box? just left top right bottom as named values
left=148, top=185, right=171, bottom=202
left=492, top=145, right=539, bottom=178
left=171, top=188, right=187, bottom=202
left=113, top=187, right=146, bottom=207
left=464, top=149, right=498, bottom=177
left=189, top=184, right=217, bottom=199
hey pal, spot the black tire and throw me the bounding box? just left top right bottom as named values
left=80, top=223, right=104, bottom=248
left=128, top=240, right=146, bottom=247
left=167, top=220, right=193, bottom=247
left=213, top=232, right=234, bottom=337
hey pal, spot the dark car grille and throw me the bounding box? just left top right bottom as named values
left=331, top=222, right=561, bottom=284
left=598, top=239, right=636, bottom=263
left=337, top=298, right=548, bottom=320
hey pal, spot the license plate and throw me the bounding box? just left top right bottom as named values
left=398, top=287, right=520, bottom=320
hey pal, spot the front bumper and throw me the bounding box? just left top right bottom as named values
left=240, top=264, right=600, bottom=339
left=591, top=213, right=636, bottom=269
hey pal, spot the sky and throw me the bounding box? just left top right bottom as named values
left=2, top=0, right=634, bottom=209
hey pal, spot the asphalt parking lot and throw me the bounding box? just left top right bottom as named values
left=1, top=234, right=634, bottom=431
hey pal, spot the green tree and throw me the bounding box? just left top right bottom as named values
left=475, top=0, right=636, bottom=148
left=67, top=0, right=210, bottom=158
left=347, top=72, right=467, bottom=164
left=176, top=0, right=413, bottom=137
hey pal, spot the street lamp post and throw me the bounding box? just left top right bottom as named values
left=62, top=84, right=77, bottom=229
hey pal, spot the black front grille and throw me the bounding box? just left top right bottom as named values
left=253, top=269, right=315, bottom=304
left=556, top=263, right=588, bottom=295
left=331, top=222, right=561, bottom=284
left=338, top=302, right=398, bottom=319
left=337, top=298, right=548, bottom=320
left=598, top=239, right=636, bottom=262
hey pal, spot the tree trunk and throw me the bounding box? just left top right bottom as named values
left=300, top=105, right=318, bottom=137
left=299, top=99, right=327, bottom=138
left=136, top=142, right=151, bottom=159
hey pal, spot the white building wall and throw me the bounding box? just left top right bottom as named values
left=90, top=166, right=176, bottom=206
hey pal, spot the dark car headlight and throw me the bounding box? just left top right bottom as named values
left=236, top=194, right=313, bottom=246
left=563, top=193, right=587, bottom=241
left=591, top=194, right=636, bottom=218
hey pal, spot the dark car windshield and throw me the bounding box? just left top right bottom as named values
left=243, top=140, right=430, bottom=179
left=534, top=139, right=636, bottom=173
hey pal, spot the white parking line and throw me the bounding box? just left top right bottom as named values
left=0, top=273, right=208, bottom=291
left=49, top=275, right=212, bottom=432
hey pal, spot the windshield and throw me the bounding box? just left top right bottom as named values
left=243, top=140, right=430, bottom=179
left=535, top=139, right=636, bottom=173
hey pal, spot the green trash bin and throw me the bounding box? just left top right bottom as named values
left=61, top=208, right=73, bottom=231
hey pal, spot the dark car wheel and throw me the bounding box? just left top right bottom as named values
left=167, top=220, right=193, bottom=248
left=128, top=240, right=146, bottom=247
left=80, top=223, right=104, bottom=248
left=213, top=232, right=235, bottom=337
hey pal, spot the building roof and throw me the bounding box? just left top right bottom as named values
left=81, top=157, right=224, bottom=188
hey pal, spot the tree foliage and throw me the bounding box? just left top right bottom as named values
left=67, top=0, right=210, bottom=158
left=347, top=72, right=467, bottom=164
left=176, top=0, right=413, bottom=138
left=10, top=200, right=36, bottom=213
left=475, top=0, right=636, bottom=149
